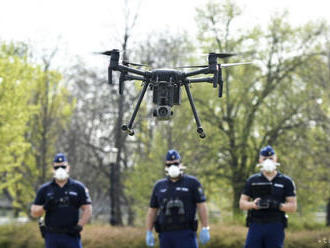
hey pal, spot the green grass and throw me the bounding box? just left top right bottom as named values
left=0, top=222, right=329, bottom=248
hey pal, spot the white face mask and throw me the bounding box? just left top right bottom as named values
left=54, top=168, right=69, bottom=181
left=166, top=165, right=181, bottom=178
left=257, top=159, right=280, bottom=172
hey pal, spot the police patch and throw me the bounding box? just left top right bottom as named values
left=85, top=188, right=92, bottom=202
left=176, top=187, right=189, bottom=192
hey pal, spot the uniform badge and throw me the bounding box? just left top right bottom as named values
left=85, top=188, right=92, bottom=201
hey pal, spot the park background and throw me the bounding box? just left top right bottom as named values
left=0, top=0, right=329, bottom=247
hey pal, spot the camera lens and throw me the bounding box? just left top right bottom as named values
left=158, top=107, right=168, bottom=116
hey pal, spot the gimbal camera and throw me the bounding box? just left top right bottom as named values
left=99, top=49, right=250, bottom=138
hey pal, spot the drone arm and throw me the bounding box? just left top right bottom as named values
left=184, top=68, right=209, bottom=77
left=187, top=77, right=214, bottom=83
left=125, top=74, right=145, bottom=81
left=117, top=64, right=147, bottom=77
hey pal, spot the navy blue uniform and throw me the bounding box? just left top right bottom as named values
left=242, top=172, right=296, bottom=248
left=150, top=174, right=206, bottom=248
left=34, top=178, right=92, bottom=248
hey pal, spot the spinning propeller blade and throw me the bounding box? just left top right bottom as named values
left=197, top=52, right=237, bottom=58
left=95, top=49, right=121, bottom=56
left=209, top=52, right=237, bottom=58
left=175, top=65, right=208, bottom=69
left=220, top=62, right=253, bottom=68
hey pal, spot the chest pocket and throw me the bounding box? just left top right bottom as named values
left=67, top=188, right=80, bottom=208
left=45, top=191, right=55, bottom=202
left=272, top=183, right=285, bottom=198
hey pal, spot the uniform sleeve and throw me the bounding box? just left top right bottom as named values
left=242, top=179, right=252, bottom=197
left=149, top=184, right=159, bottom=208
left=284, top=178, right=296, bottom=197
left=79, top=184, right=92, bottom=206
left=34, top=187, right=46, bottom=205
left=192, top=179, right=206, bottom=203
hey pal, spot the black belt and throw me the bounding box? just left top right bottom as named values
left=250, top=216, right=283, bottom=223
left=45, top=226, right=79, bottom=237
left=158, top=222, right=194, bottom=232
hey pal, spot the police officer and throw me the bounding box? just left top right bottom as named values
left=145, top=149, right=210, bottom=248
left=239, top=145, right=297, bottom=248
left=31, top=153, right=92, bottom=248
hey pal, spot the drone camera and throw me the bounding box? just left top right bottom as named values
left=153, top=106, right=173, bottom=119
left=152, top=82, right=179, bottom=120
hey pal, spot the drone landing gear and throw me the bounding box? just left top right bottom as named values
left=121, top=124, right=135, bottom=136
left=184, top=83, right=206, bottom=139
left=121, top=82, right=149, bottom=136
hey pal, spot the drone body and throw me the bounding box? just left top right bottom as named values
left=150, top=69, right=182, bottom=119
left=100, top=49, right=250, bottom=138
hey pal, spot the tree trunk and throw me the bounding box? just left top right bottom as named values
left=327, top=198, right=330, bottom=226
left=127, top=199, right=135, bottom=226
left=232, top=173, right=245, bottom=218
left=111, top=94, right=125, bottom=226
left=232, top=185, right=242, bottom=217
left=109, top=162, right=117, bottom=225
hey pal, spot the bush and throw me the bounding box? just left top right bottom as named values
left=0, top=222, right=329, bottom=248
left=287, top=214, right=326, bottom=231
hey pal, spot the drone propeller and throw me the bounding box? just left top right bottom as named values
left=197, top=52, right=237, bottom=58
left=209, top=52, right=237, bottom=58
left=95, top=49, right=121, bottom=85
left=122, top=60, right=149, bottom=67
left=220, top=62, right=252, bottom=68
left=175, top=65, right=208, bottom=69
left=95, top=49, right=121, bottom=56
left=176, top=53, right=243, bottom=69
left=176, top=62, right=252, bottom=69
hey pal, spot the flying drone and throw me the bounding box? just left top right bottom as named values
left=99, top=49, right=251, bottom=138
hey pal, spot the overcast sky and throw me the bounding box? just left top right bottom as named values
left=0, top=0, right=329, bottom=69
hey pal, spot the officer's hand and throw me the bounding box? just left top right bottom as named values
left=43, top=197, right=57, bottom=211
left=70, top=225, right=83, bottom=235
left=145, top=230, right=155, bottom=247
left=252, top=198, right=261, bottom=210
left=199, top=227, right=210, bottom=245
